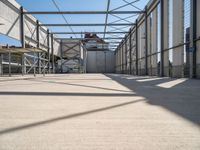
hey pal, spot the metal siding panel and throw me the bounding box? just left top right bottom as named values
left=87, top=51, right=97, bottom=73
left=96, top=51, right=105, bottom=73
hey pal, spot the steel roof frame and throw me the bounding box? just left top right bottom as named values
left=22, top=0, right=145, bottom=49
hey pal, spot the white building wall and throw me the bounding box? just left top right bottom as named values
left=172, top=0, right=184, bottom=77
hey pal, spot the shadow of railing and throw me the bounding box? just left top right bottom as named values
left=0, top=91, right=136, bottom=97
left=0, top=99, right=144, bottom=135
left=105, top=74, right=200, bottom=126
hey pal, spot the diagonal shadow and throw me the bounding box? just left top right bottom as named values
left=0, top=77, right=36, bottom=82
left=0, top=99, right=144, bottom=135
left=105, top=74, right=200, bottom=126
left=29, top=78, right=132, bottom=93
left=0, top=91, right=136, bottom=97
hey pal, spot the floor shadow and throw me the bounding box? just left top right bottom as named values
left=105, top=74, right=200, bottom=126
left=0, top=99, right=144, bottom=135
left=0, top=91, right=136, bottom=97
left=36, top=78, right=112, bottom=81
left=30, top=78, right=131, bottom=93
left=0, top=77, right=36, bottom=82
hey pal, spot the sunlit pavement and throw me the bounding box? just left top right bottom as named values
left=0, top=74, right=200, bottom=150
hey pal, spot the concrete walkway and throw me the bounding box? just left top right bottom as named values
left=0, top=74, right=200, bottom=150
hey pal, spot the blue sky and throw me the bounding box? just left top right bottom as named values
left=0, top=0, right=149, bottom=46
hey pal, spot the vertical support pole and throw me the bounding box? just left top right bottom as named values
left=104, top=51, right=107, bottom=73
left=125, top=37, right=128, bottom=74
left=20, top=6, right=26, bottom=76
left=60, top=40, right=63, bottom=73
left=0, top=54, right=3, bottom=76
left=8, top=46, right=11, bottom=77
left=47, top=29, right=50, bottom=74
left=129, top=29, right=132, bottom=74
left=122, top=42, right=124, bottom=74
left=42, top=53, right=45, bottom=77
left=135, top=19, right=139, bottom=75
left=119, top=45, right=121, bottom=73
left=36, top=20, right=41, bottom=74
left=160, top=0, right=164, bottom=77
left=78, top=41, right=81, bottom=73
left=145, top=6, right=148, bottom=75
left=9, top=52, right=11, bottom=77
left=51, top=34, right=55, bottom=73
left=34, top=50, right=36, bottom=77
left=190, top=0, right=197, bottom=78
left=116, top=48, right=118, bottom=73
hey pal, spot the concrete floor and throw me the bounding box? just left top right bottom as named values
left=0, top=74, right=200, bottom=150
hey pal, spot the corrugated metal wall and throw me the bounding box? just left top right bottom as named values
left=87, top=51, right=115, bottom=73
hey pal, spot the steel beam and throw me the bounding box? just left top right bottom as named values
left=122, top=42, right=124, bottom=73
left=51, top=34, right=55, bottom=73
left=24, top=11, right=145, bottom=15
left=60, top=40, right=63, bottom=73
left=145, top=6, right=148, bottom=75
left=135, top=19, right=138, bottom=75
left=40, top=23, right=135, bottom=27
left=20, top=7, right=26, bottom=76
left=111, top=0, right=140, bottom=11
left=104, top=0, right=111, bottom=38
left=8, top=46, right=11, bottom=77
left=33, top=51, right=36, bottom=77
left=0, top=54, right=3, bottom=76
left=36, top=20, right=41, bottom=74
left=190, top=0, right=197, bottom=78
left=125, top=37, right=128, bottom=74
left=20, top=7, right=25, bottom=48
left=51, top=32, right=128, bottom=34
left=160, top=0, right=164, bottom=77
left=55, top=37, right=124, bottom=40
left=129, top=29, right=132, bottom=74
left=47, top=29, right=50, bottom=74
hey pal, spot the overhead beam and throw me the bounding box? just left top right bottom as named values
left=23, top=11, right=145, bottom=15
left=55, top=37, right=124, bottom=40
left=40, top=23, right=135, bottom=27
left=104, top=0, right=111, bottom=38
left=51, top=32, right=128, bottom=34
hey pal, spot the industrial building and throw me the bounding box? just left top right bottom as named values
left=0, top=0, right=200, bottom=149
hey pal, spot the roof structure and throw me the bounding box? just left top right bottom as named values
left=19, top=0, right=148, bottom=51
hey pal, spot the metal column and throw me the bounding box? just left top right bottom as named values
left=33, top=50, right=36, bottom=77
left=145, top=6, right=148, bottom=75
left=0, top=54, right=3, bottom=76
left=190, top=0, right=197, bottom=78
left=122, top=42, right=124, bottom=74
left=8, top=47, right=11, bottom=77
left=160, top=0, right=164, bottom=77
left=36, top=20, right=41, bottom=74
left=135, top=19, right=139, bottom=75
left=20, top=6, right=26, bottom=76
left=60, top=40, right=63, bottom=73
left=47, top=29, right=50, bottom=73
left=129, top=29, right=132, bottom=74
left=51, top=34, right=55, bottom=73
left=125, top=37, right=128, bottom=74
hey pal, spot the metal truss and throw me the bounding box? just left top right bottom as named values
left=22, top=0, right=144, bottom=50
left=23, top=11, right=144, bottom=15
